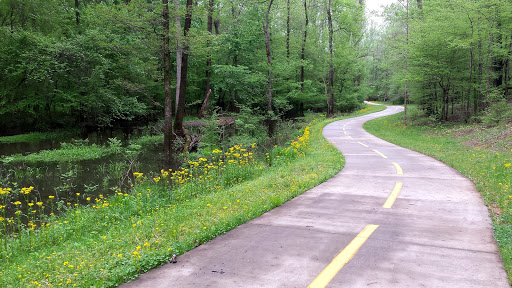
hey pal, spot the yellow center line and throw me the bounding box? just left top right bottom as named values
left=347, top=136, right=353, bottom=140
left=343, top=131, right=347, bottom=135
left=308, top=224, right=379, bottom=288
left=392, top=162, right=403, bottom=175
left=357, top=142, right=368, bottom=147
left=372, top=149, right=387, bottom=158
left=383, top=182, right=403, bottom=208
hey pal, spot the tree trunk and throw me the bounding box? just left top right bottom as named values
left=263, top=0, right=274, bottom=114
left=75, top=0, right=80, bottom=27
left=174, top=0, right=193, bottom=138
left=286, top=0, right=290, bottom=59
left=174, top=0, right=182, bottom=116
left=198, top=89, right=211, bottom=119
left=505, top=42, right=511, bottom=97
left=301, top=0, right=308, bottom=92
left=203, top=0, right=214, bottom=118
left=327, top=0, right=334, bottom=117
left=403, top=0, right=409, bottom=124
left=162, top=0, right=174, bottom=165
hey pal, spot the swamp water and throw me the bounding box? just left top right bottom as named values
left=0, top=131, right=181, bottom=223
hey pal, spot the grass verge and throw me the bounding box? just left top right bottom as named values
left=364, top=106, right=512, bottom=284
left=0, top=104, right=385, bottom=287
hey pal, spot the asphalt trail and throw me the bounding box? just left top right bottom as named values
left=121, top=106, right=509, bottom=288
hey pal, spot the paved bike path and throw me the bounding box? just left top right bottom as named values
left=121, top=106, right=509, bottom=287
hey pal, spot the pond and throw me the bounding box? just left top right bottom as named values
left=0, top=129, right=181, bottom=225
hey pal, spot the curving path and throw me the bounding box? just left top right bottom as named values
left=121, top=106, right=509, bottom=288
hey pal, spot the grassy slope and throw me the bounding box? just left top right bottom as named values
left=364, top=107, right=512, bottom=284
left=0, top=104, right=386, bottom=287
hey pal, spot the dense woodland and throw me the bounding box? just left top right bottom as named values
left=0, top=0, right=367, bottom=136
left=369, top=0, right=512, bottom=124
left=0, top=0, right=511, bottom=138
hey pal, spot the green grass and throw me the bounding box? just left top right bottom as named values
left=364, top=106, right=512, bottom=284
left=1, top=139, right=122, bottom=164
left=0, top=104, right=385, bottom=287
left=0, top=130, right=77, bottom=144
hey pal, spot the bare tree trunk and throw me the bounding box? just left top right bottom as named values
left=505, top=42, right=511, bottom=97
left=301, top=0, right=308, bottom=92
left=202, top=0, right=214, bottom=119
left=263, top=0, right=274, bottom=113
left=404, top=0, right=409, bottom=124
left=163, top=0, right=174, bottom=165
left=322, top=76, right=328, bottom=97
left=286, top=0, right=290, bottom=59
left=174, top=1, right=182, bottom=115
left=174, top=0, right=193, bottom=138
left=467, top=15, right=474, bottom=114
left=262, top=0, right=274, bottom=136
left=327, top=0, right=334, bottom=117
left=198, top=89, right=211, bottom=118
left=75, top=0, right=80, bottom=27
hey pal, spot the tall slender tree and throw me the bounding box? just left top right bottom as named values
left=174, top=0, right=193, bottom=138
left=199, top=0, right=214, bottom=119
left=163, top=0, right=174, bottom=165
left=326, top=0, right=334, bottom=117
left=300, top=0, right=309, bottom=93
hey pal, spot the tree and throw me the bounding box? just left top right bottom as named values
left=326, top=0, right=334, bottom=117
left=174, top=0, right=193, bottom=138
left=163, top=0, right=174, bottom=165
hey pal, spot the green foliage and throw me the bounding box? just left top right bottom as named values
left=0, top=0, right=370, bottom=134
left=370, top=0, right=512, bottom=123
left=481, top=91, right=512, bottom=127
left=0, top=130, right=77, bottom=144
left=1, top=139, right=123, bottom=164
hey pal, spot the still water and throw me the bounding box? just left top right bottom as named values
left=0, top=130, right=180, bottom=220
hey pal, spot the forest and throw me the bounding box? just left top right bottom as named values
left=2, top=0, right=510, bottom=143
left=0, top=0, right=368, bottom=139
left=370, top=0, right=512, bottom=124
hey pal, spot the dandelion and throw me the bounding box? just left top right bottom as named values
left=49, top=195, right=54, bottom=199
left=505, top=163, right=511, bottom=168
left=21, top=186, right=34, bottom=195
left=133, top=172, right=143, bottom=178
